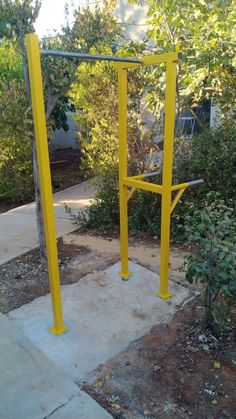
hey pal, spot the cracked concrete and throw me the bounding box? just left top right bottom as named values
left=0, top=312, right=111, bottom=419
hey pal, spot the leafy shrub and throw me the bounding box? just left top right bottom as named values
left=65, top=167, right=163, bottom=235
left=0, top=39, right=23, bottom=85
left=0, top=130, right=33, bottom=203
left=67, top=124, right=236, bottom=240
left=0, top=83, right=34, bottom=204
left=128, top=187, right=162, bottom=236
left=170, top=124, right=236, bottom=239
left=69, top=43, right=163, bottom=178
left=173, top=124, right=236, bottom=204
left=0, top=40, right=34, bottom=204
left=182, top=199, right=236, bottom=331
left=66, top=166, right=120, bottom=231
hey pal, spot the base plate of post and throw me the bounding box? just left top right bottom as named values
left=156, top=291, right=173, bottom=300
left=119, top=271, right=132, bottom=281
left=50, top=325, right=68, bottom=336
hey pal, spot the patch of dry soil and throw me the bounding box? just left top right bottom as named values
left=0, top=233, right=189, bottom=313
left=0, top=236, right=117, bottom=313
left=83, top=298, right=236, bottom=419
left=62, top=232, right=188, bottom=282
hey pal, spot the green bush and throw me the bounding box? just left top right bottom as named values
left=0, top=39, right=23, bottom=85
left=66, top=168, right=163, bottom=235
left=171, top=124, right=236, bottom=239
left=0, top=40, right=34, bottom=204
left=182, top=199, right=236, bottom=331
left=173, top=124, right=236, bottom=203
left=66, top=166, right=120, bottom=231
left=0, top=130, right=33, bottom=203
left=67, top=124, right=236, bottom=239
left=69, top=43, right=162, bottom=178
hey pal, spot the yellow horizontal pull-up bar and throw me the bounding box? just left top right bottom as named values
left=114, top=52, right=178, bottom=70
left=142, top=52, right=178, bottom=65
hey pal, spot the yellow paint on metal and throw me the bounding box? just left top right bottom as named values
left=129, top=174, right=145, bottom=180
left=25, top=34, right=67, bottom=335
left=117, top=68, right=132, bottom=280
left=114, top=52, right=178, bottom=70
left=170, top=188, right=186, bottom=214
left=123, top=178, right=162, bottom=194
left=127, top=186, right=136, bottom=201
left=156, top=60, right=177, bottom=300
left=113, top=61, right=141, bottom=70
left=116, top=54, right=180, bottom=298
left=26, top=37, right=190, bottom=322
left=172, top=182, right=189, bottom=191
left=142, top=52, right=178, bottom=66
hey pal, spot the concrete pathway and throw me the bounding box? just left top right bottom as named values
left=0, top=180, right=95, bottom=265
left=0, top=312, right=112, bottom=419
left=8, top=262, right=191, bottom=384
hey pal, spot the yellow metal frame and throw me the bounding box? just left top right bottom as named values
left=25, top=33, right=200, bottom=333
left=115, top=52, right=191, bottom=298
left=26, top=34, right=67, bottom=335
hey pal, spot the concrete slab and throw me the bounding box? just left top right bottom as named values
left=0, top=313, right=112, bottom=419
left=8, top=262, right=190, bottom=384
left=0, top=180, right=95, bottom=265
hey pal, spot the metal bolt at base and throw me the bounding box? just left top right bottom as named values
left=119, top=271, right=132, bottom=281
left=50, top=325, right=68, bottom=336
left=156, top=291, right=173, bottom=300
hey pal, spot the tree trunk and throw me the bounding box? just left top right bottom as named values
left=19, top=36, right=47, bottom=263
left=32, top=139, right=47, bottom=262
left=205, top=282, right=215, bottom=331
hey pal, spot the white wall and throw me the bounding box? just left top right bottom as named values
left=49, top=113, right=79, bottom=150
left=210, top=100, right=222, bottom=128
left=79, top=0, right=148, bottom=41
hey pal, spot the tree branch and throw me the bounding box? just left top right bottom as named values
left=163, top=14, right=176, bottom=50
left=45, top=64, right=79, bottom=120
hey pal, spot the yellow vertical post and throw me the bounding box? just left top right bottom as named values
left=118, top=68, right=132, bottom=280
left=25, top=33, right=67, bottom=335
left=157, top=59, right=177, bottom=299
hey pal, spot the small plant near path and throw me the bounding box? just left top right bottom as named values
left=182, top=197, right=236, bottom=333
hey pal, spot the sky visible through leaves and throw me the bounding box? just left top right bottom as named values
left=34, top=0, right=94, bottom=37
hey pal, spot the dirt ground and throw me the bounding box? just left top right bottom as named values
left=0, top=235, right=117, bottom=313
left=0, top=233, right=235, bottom=418
left=83, top=299, right=236, bottom=419
left=0, top=233, right=188, bottom=313
left=50, top=147, right=89, bottom=193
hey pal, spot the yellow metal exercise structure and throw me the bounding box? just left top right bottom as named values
left=26, top=34, right=67, bottom=335
left=115, top=54, right=202, bottom=298
left=26, top=33, right=203, bottom=333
